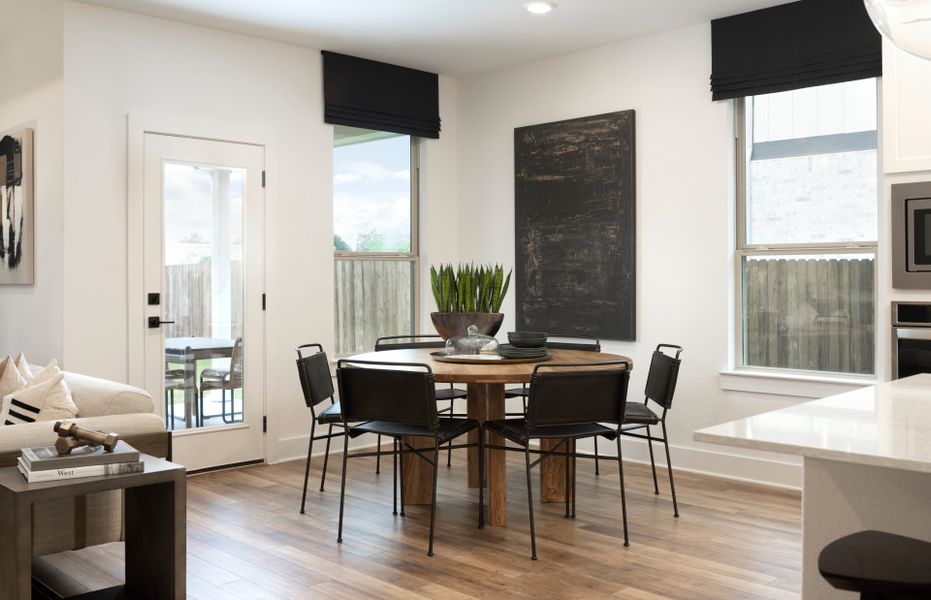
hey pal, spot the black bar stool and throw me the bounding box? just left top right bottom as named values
left=819, top=530, right=931, bottom=599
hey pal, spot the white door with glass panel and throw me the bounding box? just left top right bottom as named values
left=142, top=134, right=265, bottom=470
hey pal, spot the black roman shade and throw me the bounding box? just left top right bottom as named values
left=710, top=0, right=882, bottom=101
left=322, top=51, right=440, bottom=139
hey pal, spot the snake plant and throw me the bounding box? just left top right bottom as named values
left=430, top=263, right=511, bottom=313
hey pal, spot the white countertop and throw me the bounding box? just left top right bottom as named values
left=694, top=374, right=931, bottom=473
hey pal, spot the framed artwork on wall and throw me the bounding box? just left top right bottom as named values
left=514, top=111, right=635, bottom=340
left=0, top=127, right=34, bottom=285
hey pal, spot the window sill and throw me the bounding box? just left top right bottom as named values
left=719, top=368, right=877, bottom=399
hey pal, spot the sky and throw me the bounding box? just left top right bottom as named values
left=333, top=134, right=411, bottom=252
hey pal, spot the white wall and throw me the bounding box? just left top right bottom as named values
left=457, top=23, right=825, bottom=487
left=0, top=0, right=64, bottom=365
left=61, top=1, right=460, bottom=463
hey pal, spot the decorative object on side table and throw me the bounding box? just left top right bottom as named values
left=430, top=263, right=511, bottom=339
left=16, top=421, right=143, bottom=483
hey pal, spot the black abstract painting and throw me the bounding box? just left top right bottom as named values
left=0, top=128, right=33, bottom=285
left=514, top=111, right=635, bottom=340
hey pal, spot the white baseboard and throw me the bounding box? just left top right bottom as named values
left=272, top=431, right=802, bottom=491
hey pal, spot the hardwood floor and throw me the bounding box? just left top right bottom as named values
left=34, top=450, right=801, bottom=599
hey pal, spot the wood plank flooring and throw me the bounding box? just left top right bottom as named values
left=34, top=450, right=801, bottom=599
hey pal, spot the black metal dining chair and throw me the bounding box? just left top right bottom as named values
left=335, top=359, right=483, bottom=556
left=295, top=343, right=351, bottom=513
left=375, top=335, right=468, bottom=468
left=594, top=343, right=682, bottom=517
left=483, top=360, right=631, bottom=560
left=504, top=336, right=601, bottom=414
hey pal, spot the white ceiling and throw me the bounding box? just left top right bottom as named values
left=78, top=0, right=791, bottom=76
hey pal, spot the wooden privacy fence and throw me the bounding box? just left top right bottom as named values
left=744, top=257, right=874, bottom=374
left=335, top=259, right=415, bottom=356
left=164, top=260, right=242, bottom=340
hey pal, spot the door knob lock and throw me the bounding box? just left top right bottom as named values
left=148, top=316, right=176, bottom=328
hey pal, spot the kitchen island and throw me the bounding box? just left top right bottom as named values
left=695, top=374, right=931, bottom=599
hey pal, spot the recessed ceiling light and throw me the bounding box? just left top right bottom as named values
left=524, top=1, right=556, bottom=15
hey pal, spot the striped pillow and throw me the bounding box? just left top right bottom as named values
left=1, top=372, right=78, bottom=426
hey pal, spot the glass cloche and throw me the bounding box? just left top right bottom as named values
left=445, top=325, right=499, bottom=356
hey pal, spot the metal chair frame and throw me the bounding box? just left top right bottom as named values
left=591, top=343, right=682, bottom=518
left=295, top=343, right=355, bottom=514
left=503, top=335, right=601, bottom=415
left=374, top=334, right=467, bottom=468
left=198, top=337, right=244, bottom=425
left=483, top=360, right=631, bottom=560
left=335, top=358, right=484, bottom=557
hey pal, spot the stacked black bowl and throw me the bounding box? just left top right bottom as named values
left=499, top=331, right=548, bottom=358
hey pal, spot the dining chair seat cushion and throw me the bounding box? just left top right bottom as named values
left=165, top=369, right=186, bottom=380
left=348, top=418, right=479, bottom=444
left=317, top=402, right=343, bottom=424
left=164, top=379, right=190, bottom=391
left=435, top=387, right=467, bottom=401
left=504, top=387, right=528, bottom=399
left=484, top=418, right=617, bottom=445
left=201, top=368, right=230, bottom=381
left=622, top=402, right=660, bottom=425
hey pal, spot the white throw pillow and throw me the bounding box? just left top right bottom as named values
left=1, top=372, right=78, bottom=426
left=28, top=359, right=60, bottom=385
left=0, top=356, right=27, bottom=401
left=14, top=353, right=33, bottom=380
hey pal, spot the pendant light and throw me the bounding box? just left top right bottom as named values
left=864, top=0, right=931, bottom=60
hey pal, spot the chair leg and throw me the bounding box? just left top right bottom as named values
left=320, top=424, right=333, bottom=492
left=427, top=442, right=440, bottom=557
left=478, top=429, right=485, bottom=529
left=399, top=440, right=406, bottom=517
left=300, top=419, right=316, bottom=515
left=593, top=436, right=600, bottom=475
left=393, top=437, right=399, bottom=516
left=615, top=436, right=630, bottom=547
left=564, top=438, right=571, bottom=518
left=661, top=421, right=679, bottom=518
left=446, top=399, right=454, bottom=468
left=571, top=447, right=577, bottom=519
left=524, top=445, right=538, bottom=560
left=646, top=426, right=660, bottom=495
left=336, top=428, right=350, bottom=544
left=376, top=434, right=382, bottom=475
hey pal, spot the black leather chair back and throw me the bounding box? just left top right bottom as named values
left=526, top=361, right=631, bottom=429
left=644, top=345, right=682, bottom=410
left=375, top=335, right=445, bottom=351
left=336, top=360, right=439, bottom=429
left=545, top=336, right=601, bottom=352
left=295, top=344, right=334, bottom=408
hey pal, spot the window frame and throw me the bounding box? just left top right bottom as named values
left=733, top=82, right=880, bottom=378
left=333, top=135, right=421, bottom=350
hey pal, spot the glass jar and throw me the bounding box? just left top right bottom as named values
left=445, top=325, right=499, bottom=356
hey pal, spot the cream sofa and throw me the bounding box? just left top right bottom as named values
left=0, top=369, right=170, bottom=556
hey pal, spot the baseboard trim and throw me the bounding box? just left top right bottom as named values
left=272, top=431, right=802, bottom=491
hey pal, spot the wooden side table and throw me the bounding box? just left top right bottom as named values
left=0, top=454, right=186, bottom=599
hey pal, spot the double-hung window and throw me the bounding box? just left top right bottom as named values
left=333, top=126, right=419, bottom=356
left=736, top=78, right=878, bottom=376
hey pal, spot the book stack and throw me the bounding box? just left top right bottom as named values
left=17, top=441, right=143, bottom=483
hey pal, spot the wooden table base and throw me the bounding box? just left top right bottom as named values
left=400, top=382, right=575, bottom=526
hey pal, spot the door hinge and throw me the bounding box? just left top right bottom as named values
left=262, top=293, right=266, bottom=310
left=262, top=415, right=267, bottom=433
left=261, top=170, right=266, bottom=188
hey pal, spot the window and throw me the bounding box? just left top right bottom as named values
left=333, top=126, right=418, bottom=356
left=736, top=79, right=878, bottom=376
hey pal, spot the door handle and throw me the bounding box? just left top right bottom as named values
left=148, top=316, right=176, bottom=329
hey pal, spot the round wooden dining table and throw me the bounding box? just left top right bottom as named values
left=343, top=347, right=633, bottom=527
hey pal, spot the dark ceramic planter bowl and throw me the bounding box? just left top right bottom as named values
left=430, top=312, right=505, bottom=340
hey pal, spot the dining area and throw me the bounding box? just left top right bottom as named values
left=295, top=263, right=684, bottom=560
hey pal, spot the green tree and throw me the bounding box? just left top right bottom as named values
left=333, top=234, right=351, bottom=251
left=356, top=229, right=388, bottom=252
